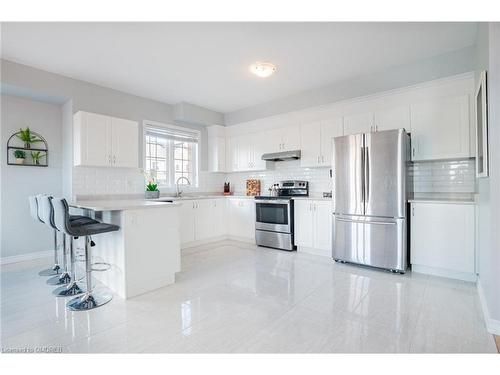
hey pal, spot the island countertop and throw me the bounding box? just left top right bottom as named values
left=69, top=199, right=180, bottom=211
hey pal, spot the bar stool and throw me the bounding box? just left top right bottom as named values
left=30, top=195, right=61, bottom=276
left=52, top=198, right=120, bottom=311
left=37, top=195, right=96, bottom=286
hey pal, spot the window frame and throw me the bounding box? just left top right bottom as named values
left=142, top=120, right=200, bottom=188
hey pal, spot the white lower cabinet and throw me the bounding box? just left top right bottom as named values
left=410, top=202, right=475, bottom=281
left=294, top=199, right=332, bottom=256
left=179, top=199, right=227, bottom=246
left=228, top=198, right=255, bottom=240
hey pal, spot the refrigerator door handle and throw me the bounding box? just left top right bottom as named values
left=360, top=143, right=365, bottom=209
left=365, top=144, right=370, bottom=207
left=335, top=217, right=397, bottom=226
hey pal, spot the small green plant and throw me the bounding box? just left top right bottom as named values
left=146, top=182, right=159, bottom=192
left=16, top=127, right=41, bottom=149
left=14, top=150, right=26, bottom=159
left=31, top=151, right=45, bottom=165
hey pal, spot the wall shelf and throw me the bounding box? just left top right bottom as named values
left=6, top=130, right=49, bottom=167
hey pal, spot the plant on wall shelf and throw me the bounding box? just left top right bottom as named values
left=14, top=149, right=26, bottom=164
left=31, top=151, right=46, bottom=165
left=16, top=127, right=41, bottom=149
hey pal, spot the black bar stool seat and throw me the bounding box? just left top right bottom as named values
left=52, top=198, right=119, bottom=311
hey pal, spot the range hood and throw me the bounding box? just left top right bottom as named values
left=261, top=150, right=301, bottom=162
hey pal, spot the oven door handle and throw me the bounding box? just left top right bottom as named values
left=255, top=199, right=291, bottom=205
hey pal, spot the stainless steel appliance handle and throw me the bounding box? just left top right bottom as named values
left=335, top=217, right=396, bottom=225
left=360, top=143, right=365, bottom=207
left=255, top=199, right=291, bottom=205
left=365, top=144, right=370, bottom=206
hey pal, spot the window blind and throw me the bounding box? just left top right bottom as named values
left=145, top=125, right=199, bottom=144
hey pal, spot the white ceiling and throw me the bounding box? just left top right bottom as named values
left=1, top=22, right=477, bottom=113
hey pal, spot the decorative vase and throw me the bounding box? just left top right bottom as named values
left=16, top=158, right=25, bottom=165
left=24, top=142, right=30, bottom=149
left=145, top=190, right=160, bottom=199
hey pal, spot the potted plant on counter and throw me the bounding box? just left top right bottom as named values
left=142, top=169, right=160, bottom=199
left=145, top=182, right=160, bottom=199
left=16, top=127, right=41, bottom=149
left=14, top=150, right=26, bottom=164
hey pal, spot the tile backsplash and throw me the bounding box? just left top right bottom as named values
left=409, top=158, right=476, bottom=194
left=73, top=158, right=476, bottom=198
left=72, top=167, right=226, bottom=197
left=225, top=160, right=332, bottom=196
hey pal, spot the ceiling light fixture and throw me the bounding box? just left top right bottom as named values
left=250, top=62, right=277, bottom=78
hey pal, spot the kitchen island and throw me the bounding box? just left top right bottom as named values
left=70, top=200, right=181, bottom=299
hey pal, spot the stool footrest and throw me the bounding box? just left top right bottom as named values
left=91, top=262, right=111, bottom=272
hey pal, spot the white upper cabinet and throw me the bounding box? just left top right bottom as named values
left=373, top=105, right=411, bottom=132
left=281, top=125, right=301, bottom=150
left=111, top=117, right=139, bottom=168
left=74, top=111, right=111, bottom=167
left=410, top=94, right=470, bottom=161
left=261, top=125, right=301, bottom=152
left=74, top=111, right=138, bottom=168
left=343, top=105, right=410, bottom=135
left=226, top=133, right=266, bottom=172
left=217, top=75, right=474, bottom=170
left=320, top=118, right=343, bottom=166
left=300, top=118, right=343, bottom=167
left=343, top=112, right=372, bottom=135
left=299, top=121, right=322, bottom=167
left=207, top=125, right=226, bottom=173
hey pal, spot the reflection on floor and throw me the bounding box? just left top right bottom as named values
left=1, top=240, right=496, bottom=353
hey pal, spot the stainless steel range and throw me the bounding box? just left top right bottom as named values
left=255, top=180, right=309, bottom=251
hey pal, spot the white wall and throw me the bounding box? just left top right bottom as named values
left=225, top=46, right=477, bottom=125
left=0, top=95, right=63, bottom=259
left=476, top=23, right=500, bottom=334
left=1, top=59, right=226, bottom=199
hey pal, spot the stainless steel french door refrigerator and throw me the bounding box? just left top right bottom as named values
left=332, top=129, right=410, bottom=272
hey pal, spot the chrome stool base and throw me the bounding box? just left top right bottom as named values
left=46, top=272, right=71, bottom=285
left=67, top=292, right=112, bottom=311
left=53, top=281, right=86, bottom=297
left=38, top=264, right=61, bottom=276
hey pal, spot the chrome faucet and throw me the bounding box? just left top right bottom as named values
left=176, top=176, right=191, bottom=197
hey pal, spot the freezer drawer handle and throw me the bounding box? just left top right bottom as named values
left=335, top=217, right=397, bottom=225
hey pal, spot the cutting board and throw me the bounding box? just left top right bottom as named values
left=246, top=179, right=261, bottom=196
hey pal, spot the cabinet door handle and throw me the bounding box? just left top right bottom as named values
left=113, top=155, right=116, bottom=164
left=412, top=147, right=415, bottom=158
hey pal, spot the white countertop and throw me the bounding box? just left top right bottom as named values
left=292, top=196, right=332, bottom=201
left=408, top=198, right=476, bottom=205
left=70, top=199, right=180, bottom=211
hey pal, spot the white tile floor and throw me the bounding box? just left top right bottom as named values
left=1, top=240, right=496, bottom=353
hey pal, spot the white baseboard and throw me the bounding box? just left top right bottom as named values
left=181, top=235, right=229, bottom=249
left=297, top=246, right=331, bottom=257
left=477, top=277, right=500, bottom=335
left=0, top=250, right=52, bottom=265
left=226, top=235, right=255, bottom=244
left=411, top=264, right=477, bottom=282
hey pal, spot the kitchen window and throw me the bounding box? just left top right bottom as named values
left=144, top=121, right=199, bottom=187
